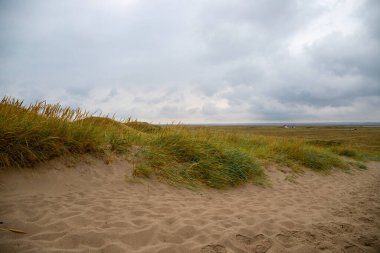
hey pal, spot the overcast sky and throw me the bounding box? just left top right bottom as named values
left=0, top=0, right=379, bottom=123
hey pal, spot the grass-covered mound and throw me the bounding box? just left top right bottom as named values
left=0, top=98, right=104, bottom=167
left=125, top=121, right=161, bottom=133
left=0, top=97, right=373, bottom=188
left=134, top=129, right=264, bottom=188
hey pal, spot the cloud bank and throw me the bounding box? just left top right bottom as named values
left=1, top=0, right=379, bottom=123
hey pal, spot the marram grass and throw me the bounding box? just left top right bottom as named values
left=0, top=97, right=137, bottom=167
left=133, top=129, right=264, bottom=188
left=1, top=96, right=375, bottom=188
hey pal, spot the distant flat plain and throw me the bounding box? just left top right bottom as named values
left=191, top=125, right=380, bottom=155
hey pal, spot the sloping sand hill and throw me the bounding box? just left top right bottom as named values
left=0, top=156, right=379, bottom=253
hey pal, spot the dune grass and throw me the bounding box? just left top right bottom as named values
left=1, top=97, right=377, bottom=188
left=133, top=128, right=264, bottom=188
left=0, top=98, right=138, bottom=167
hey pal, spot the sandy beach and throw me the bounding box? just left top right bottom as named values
left=0, top=156, right=379, bottom=253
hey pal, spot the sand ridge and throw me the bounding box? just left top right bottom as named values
left=0, top=156, right=379, bottom=252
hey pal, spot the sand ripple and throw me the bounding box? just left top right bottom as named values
left=0, top=157, right=379, bottom=252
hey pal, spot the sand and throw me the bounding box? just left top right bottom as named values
left=0, top=156, right=379, bottom=253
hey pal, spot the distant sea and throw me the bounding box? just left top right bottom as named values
left=184, top=122, right=380, bottom=127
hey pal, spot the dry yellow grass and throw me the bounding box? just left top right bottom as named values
left=1, top=96, right=377, bottom=188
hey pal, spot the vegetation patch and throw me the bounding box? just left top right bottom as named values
left=1, top=97, right=378, bottom=188
left=134, top=131, right=264, bottom=188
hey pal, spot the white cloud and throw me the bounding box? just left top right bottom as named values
left=288, top=0, right=364, bottom=55
left=0, top=0, right=379, bottom=123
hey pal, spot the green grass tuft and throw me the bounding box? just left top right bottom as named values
left=134, top=131, right=264, bottom=188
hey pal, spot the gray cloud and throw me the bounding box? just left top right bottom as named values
left=0, top=0, right=379, bottom=123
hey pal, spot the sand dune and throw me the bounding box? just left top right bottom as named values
left=0, top=156, right=379, bottom=252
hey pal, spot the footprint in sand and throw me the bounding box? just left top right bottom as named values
left=313, top=223, right=337, bottom=235
left=332, top=222, right=356, bottom=233
left=275, top=230, right=318, bottom=248
left=358, top=216, right=374, bottom=224
left=201, top=244, right=227, bottom=253
left=235, top=234, right=273, bottom=253
left=343, top=243, right=366, bottom=253
left=357, top=235, right=378, bottom=247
